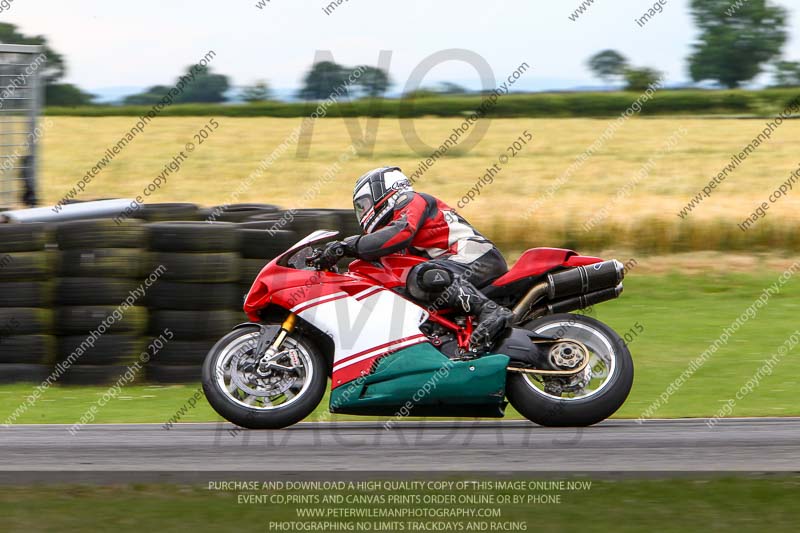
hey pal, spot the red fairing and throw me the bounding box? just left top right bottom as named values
left=244, top=261, right=355, bottom=322
left=490, top=247, right=602, bottom=287
left=348, top=255, right=427, bottom=288
left=243, top=256, right=412, bottom=322
left=243, top=246, right=606, bottom=322
left=564, top=254, right=603, bottom=267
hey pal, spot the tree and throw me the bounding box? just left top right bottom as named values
left=623, top=67, right=662, bottom=91
left=588, top=50, right=628, bottom=84
left=123, top=85, right=172, bottom=105
left=179, top=66, right=229, bottom=103
left=45, top=84, right=95, bottom=106
left=124, top=66, right=230, bottom=104
left=240, top=80, right=272, bottom=102
left=437, top=82, right=468, bottom=95
left=298, top=61, right=348, bottom=100
left=0, top=23, right=93, bottom=105
left=0, top=23, right=64, bottom=84
left=772, top=61, right=800, bottom=87
left=401, top=88, right=439, bottom=99
left=354, top=66, right=390, bottom=98
left=688, top=0, right=787, bottom=88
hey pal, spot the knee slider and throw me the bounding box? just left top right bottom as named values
left=408, top=264, right=452, bottom=301
left=420, top=268, right=452, bottom=290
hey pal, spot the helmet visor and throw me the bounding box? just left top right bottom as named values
left=353, top=194, right=373, bottom=223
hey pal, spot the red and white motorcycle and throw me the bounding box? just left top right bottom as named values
left=202, top=230, right=633, bottom=429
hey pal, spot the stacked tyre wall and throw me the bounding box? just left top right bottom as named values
left=0, top=204, right=358, bottom=385
left=54, top=219, right=149, bottom=385
left=0, top=223, right=55, bottom=384
left=146, top=221, right=243, bottom=383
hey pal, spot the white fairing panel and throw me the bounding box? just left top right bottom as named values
left=292, top=287, right=430, bottom=387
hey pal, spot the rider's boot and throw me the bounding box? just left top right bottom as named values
left=444, top=278, right=514, bottom=350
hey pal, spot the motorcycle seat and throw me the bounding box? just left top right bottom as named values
left=492, top=248, right=576, bottom=286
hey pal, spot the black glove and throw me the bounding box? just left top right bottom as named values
left=316, top=242, right=342, bottom=270
left=342, top=235, right=360, bottom=256
left=317, top=238, right=356, bottom=270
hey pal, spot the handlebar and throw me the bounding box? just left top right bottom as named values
left=305, top=248, right=324, bottom=268
left=305, top=245, right=344, bottom=271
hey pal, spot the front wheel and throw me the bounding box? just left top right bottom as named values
left=506, top=313, right=634, bottom=427
left=201, top=325, right=327, bottom=429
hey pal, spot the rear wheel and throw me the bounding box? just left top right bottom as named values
left=202, top=325, right=327, bottom=429
left=506, top=313, right=633, bottom=427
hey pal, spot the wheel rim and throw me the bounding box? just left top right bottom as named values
left=214, top=331, right=314, bottom=410
left=522, top=320, right=617, bottom=401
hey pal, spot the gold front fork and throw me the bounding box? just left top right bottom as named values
left=272, top=313, right=297, bottom=350
left=259, top=313, right=297, bottom=366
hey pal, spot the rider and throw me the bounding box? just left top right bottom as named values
left=321, top=166, right=514, bottom=350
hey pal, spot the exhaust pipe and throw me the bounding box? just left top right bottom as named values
left=546, top=260, right=624, bottom=300
left=513, top=259, right=626, bottom=322
left=511, top=281, right=548, bottom=322
left=547, top=283, right=623, bottom=314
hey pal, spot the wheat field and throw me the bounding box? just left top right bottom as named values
left=35, top=116, right=800, bottom=252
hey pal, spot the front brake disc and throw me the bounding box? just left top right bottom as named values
left=231, top=354, right=296, bottom=397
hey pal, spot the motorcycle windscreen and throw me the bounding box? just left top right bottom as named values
left=276, top=230, right=340, bottom=266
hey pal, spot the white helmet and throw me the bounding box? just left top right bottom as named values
left=352, top=166, right=413, bottom=233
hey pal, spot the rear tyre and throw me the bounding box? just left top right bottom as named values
left=505, top=313, right=634, bottom=427
left=202, top=325, right=327, bottom=429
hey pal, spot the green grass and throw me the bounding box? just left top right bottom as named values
left=2, top=476, right=800, bottom=532
left=2, top=271, right=800, bottom=424
left=44, top=88, right=800, bottom=117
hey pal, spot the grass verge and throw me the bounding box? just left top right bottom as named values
left=1, top=476, right=799, bottom=532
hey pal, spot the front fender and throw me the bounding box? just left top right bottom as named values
left=230, top=321, right=334, bottom=378
left=231, top=322, right=263, bottom=332
left=229, top=323, right=281, bottom=353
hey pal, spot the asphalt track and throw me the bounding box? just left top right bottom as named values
left=1, top=418, right=798, bottom=481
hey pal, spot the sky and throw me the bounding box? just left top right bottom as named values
left=3, top=0, right=800, bottom=99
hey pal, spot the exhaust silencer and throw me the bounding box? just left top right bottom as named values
left=547, top=284, right=624, bottom=314
left=547, top=260, right=624, bottom=300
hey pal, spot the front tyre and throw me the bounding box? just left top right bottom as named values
left=506, top=313, right=633, bottom=427
left=202, top=325, right=327, bottom=429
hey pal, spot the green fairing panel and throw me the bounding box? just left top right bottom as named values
left=330, top=343, right=510, bottom=417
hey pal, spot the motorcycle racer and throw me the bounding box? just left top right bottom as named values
left=321, top=166, right=514, bottom=350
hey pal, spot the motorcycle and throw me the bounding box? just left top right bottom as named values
left=202, top=230, right=633, bottom=429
